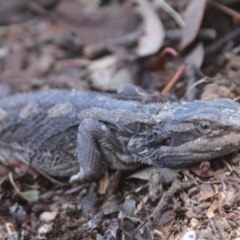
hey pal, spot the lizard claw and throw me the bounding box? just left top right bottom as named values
left=69, top=172, right=83, bottom=183
left=69, top=168, right=101, bottom=183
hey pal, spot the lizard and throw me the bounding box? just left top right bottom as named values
left=0, top=86, right=239, bottom=182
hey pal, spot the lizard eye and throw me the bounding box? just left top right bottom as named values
left=161, top=137, right=172, bottom=146
left=198, top=121, right=211, bottom=133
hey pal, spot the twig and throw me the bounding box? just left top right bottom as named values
left=56, top=58, right=90, bottom=69
left=183, top=77, right=212, bottom=100
left=144, top=47, right=178, bottom=71
left=162, top=62, right=187, bottom=94
left=205, top=26, right=240, bottom=53
left=166, top=28, right=216, bottom=42
left=0, top=19, right=37, bottom=36
left=152, top=0, right=185, bottom=28
left=209, top=0, right=240, bottom=22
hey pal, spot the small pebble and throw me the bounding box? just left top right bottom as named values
left=182, top=230, right=197, bottom=240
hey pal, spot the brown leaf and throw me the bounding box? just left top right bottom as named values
left=98, top=171, right=110, bottom=195
left=88, top=56, right=133, bottom=91
left=38, top=223, right=54, bottom=235
left=56, top=2, right=139, bottom=46
left=213, top=169, right=227, bottom=181
left=199, top=183, right=215, bottom=201
left=225, top=51, right=240, bottom=69
left=135, top=0, right=165, bottom=57
left=8, top=172, right=39, bottom=202
left=179, top=0, right=207, bottom=51
left=40, top=212, right=58, bottom=222
left=101, top=195, right=121, bottom=215
left=189, top=165, right=214, bottom=178
left=185, top=42, right=204, bottom=68
left=0, top=164, right=10, bottom=176
left=5, top=223, right=18, bottom=240
left=98, top=171, right=121, bottom=199
left=190, top=218, right=200, bottom=228
left=155, top=209, right=176, bottom=227
left=0, top=225, right=9, bottom=239
left=223, top=190, right=236, bottom=210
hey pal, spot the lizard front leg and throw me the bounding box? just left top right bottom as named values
left=70, top=118, right=114, bottom=183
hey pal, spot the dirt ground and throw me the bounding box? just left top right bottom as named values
left=1, top=0, right=240, bottom=239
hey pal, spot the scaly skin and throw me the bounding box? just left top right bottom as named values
left=0, top=88, right=239, bottom=182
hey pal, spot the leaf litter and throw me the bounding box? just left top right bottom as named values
left=1, top=0, right=240, bottom=239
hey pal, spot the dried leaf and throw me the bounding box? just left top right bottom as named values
left=98, top=171, right=110, bottom=195
left=0, top=164, right=10, bottom=176
left=36, top=52, right=55, bottom=75
left=0, top=225, right=9, bottom=239
left=56, top=2, right=140, bottom=45
left=5, top=223, right=18, bottom=240
left=199, top=183, right=215, bottom=201
left=101, top=195, right=121, bottom=215
left=223, top=191, right=236, bottom=210
left=190, top=218, right=200, bottom=228
left=88, top=56, right=133, bottom=91
left=225, top=52, right=240, bottom=69
left=155, top=209, right=176, bottom=227
left=40, top=212, right=58, bottom=222
left=109, top=68, right=133, bottom=90
left=103, top=172, right=121, bottom=199
left=19, top=190, right=40, bottom=203
left=185, top=42, right=204, bottom=68
left=38, top=223, right=53, bottom=234
left=121, top=198, right=136, bottom=216
left=135, top=0, right=165, bottom=57
left=189, top=165, right=214, bottom=178
left=8, top=173, right=39, bottom=202
left=179, top=0, right=207, bottom=51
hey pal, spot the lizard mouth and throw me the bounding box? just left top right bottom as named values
left=156, top=153, right=215, bottom=169
left=153, top=137, right=172, bottom=147
left=154, top=138, right=240, bottom=169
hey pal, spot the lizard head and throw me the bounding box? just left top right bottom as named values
left=129, top=98, right=240, bottom=168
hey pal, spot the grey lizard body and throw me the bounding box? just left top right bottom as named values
left=0, top=88, right=240, bottom=182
